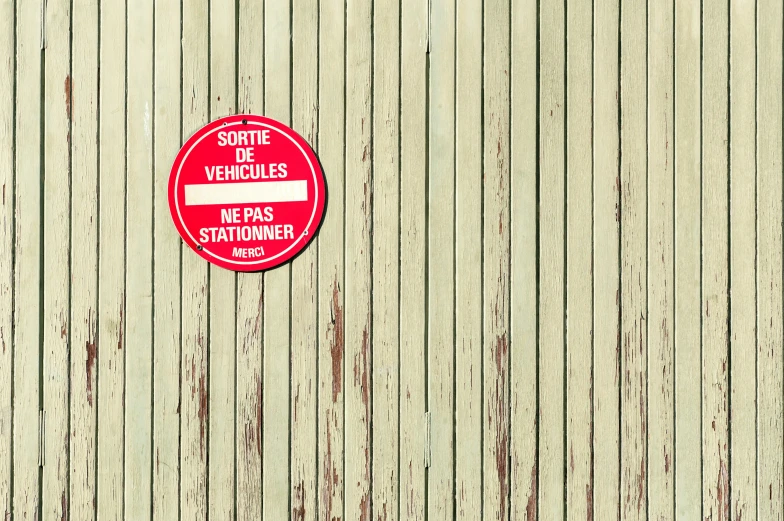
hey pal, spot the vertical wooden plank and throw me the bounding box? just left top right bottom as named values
left=756, top=0, right=784, bottom=515
left=180, top=0, right=209, bottom=517
left=483, top=0, right=511, bottom=518
left=592, top=0, right=620, bottom=516
left=620, top=0, right=647, bottom=518
left=647, top=0, right=674, bottom=516
left=565, top=0, right=592, bottom=517
left=455, top=0, right=483, bottom=517
left=69, top=0, right=99, bottom=519
left=344, top=0, right=372, bottom=518
left=674, top=0, right=701, bottom=516
left=153, top=0, right=182, bottom=518
left=0, top=0, right=13, bottom=516
left=236, top=1, right=263, bottom=519
left=263, top=0, right=291, bottom=517
left=509, top=0, right=538, bottom=517
left=399, top=0, right=426, bottom=518
left=701, top=1, right=730, bottom=519
left=290, top=0, right=319, bottom=518
left=428, top=0, right=455, bottom=517
left=729, top=0, right=757, bottom=518
left=43, top=1, right=71, bottom=521
left=208, top=1, right=237, bottom=519
left=13, top=0, right=42, bottom=516
left=317, top=0, right=345, bottom=519
left=538, top=0, right=565, bottom=514
left=97, top=0, right=127, bottom=517
left=125, top=0, right=154, bottom=518
left=372, top=0, right=400, bottom=519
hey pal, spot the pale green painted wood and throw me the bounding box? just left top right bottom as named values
left=69, top=0, right=99, bottom=519
left=428, top=0, right=455, bottom=518
left=647, top=0, right=675, bottom=515
left=455, top=0, right=483, bottom=518
left=0, top=0, right=11, bottom=516
left=372, top=0, right=401, bottom=519
left=235, top=2, right=264, bottom=520
left=399, top=1, right=427, bottom=519
left=97, top=1, right=126, bottom=519
left=757, top=0, right=784, bottom=515
left=701, top=1, right=730, bottom=518
left=538, top=0, right=565, bottom=515
left=620, top=0, right=647, bottom=518
left=729, top=0, right=757, bottom=518
left=42, top=2, right=70, bottom=521
left=344, top=0, right=373, bottom=519
left=592, top=0, right=621, bottom=517
left=13, top=0, right=42, bottom=512
left=509, top=0, right=538, bottom=518
left=2, top=2, right=783, bottom=520
left=208, top=2, right=238, bottom=520
left=263, top=0, right=292, bottom=518
left=482, top=0, right=511, bottom=518
left=125, top=0, right=154, bottom=518
left=290, top=0, right=319, bottom=518
left=316, top=0, right=346, bottom=520
left=674, top=0, right=702, bottom=518
left=152, top=0, right=182, bottom=519
left=180, top=0, right=210, bottom=519
left=565, top=0, right=592, bottom=517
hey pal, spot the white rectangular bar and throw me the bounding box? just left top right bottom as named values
left=184, top=180, right=307, bottom=205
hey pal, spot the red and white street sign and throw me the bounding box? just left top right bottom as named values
left=168, top=114, right=326, bottom=272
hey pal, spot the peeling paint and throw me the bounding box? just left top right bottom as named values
left=292, top=481, right=306, bottom=521
left=86, top=310, right=97, bottom=407
left=198, top=372, right=207, bottom=459
left=331, top=278, right=344, bottom=403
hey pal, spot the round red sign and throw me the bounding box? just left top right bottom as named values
left=168, top=114, right=326, bottom=272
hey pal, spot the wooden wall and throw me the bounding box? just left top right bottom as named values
left=0, top=0, right=777, bottom=519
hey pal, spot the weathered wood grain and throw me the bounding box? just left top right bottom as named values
left=152, top=0, right=182, bottom=518
left=428, top=0, right=455, bottom=518
left=399, top=1, right=427, bottom=519
left=509, top=0, right=538, bottom=517
left=483, top=0, right=511, bottom=518
left=344, top=0, right=373, bottom=518
left=565, top=0, right=592, bottom=517
left=290, top=0, right=319, bottom=518
left=97, top=0, right=127, bottom=518
left=4, top=3, right=784, bottom=520
left=456, top=0, right=483, bottom=518
left=757, top=0, right=784, bottom=516
left=316, top=0, right=346, bottom=520
left=371, top=0, right=400, bottom=519
left=0, top=0, right=13, bottom=517
left=13, top=0, right=43, bottom=517
left=180, top=0, right=210, bottom=518
left=647, top=0, right=675, bottom=516
left=125, top=0, right=154, bottom=518
left=208, top=2, right=237, bottom=519
left=674, top=0, right=702, bottom=517
left=538, top=0, right=565, bottom=515
left=593, top=0, right=621, bottom=517
left=620, top=0, right=647, bottom=518
left=42, top=2, right=71, bottom=521
left=263, top=0, right=292, bottom=517
left=235, top=1, right=264, bottom=520
left=69, top=0, right=100, bottom=519
left=729, top=0, right=757, bottom=518
left=701, top=1, right=730, bottom=519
